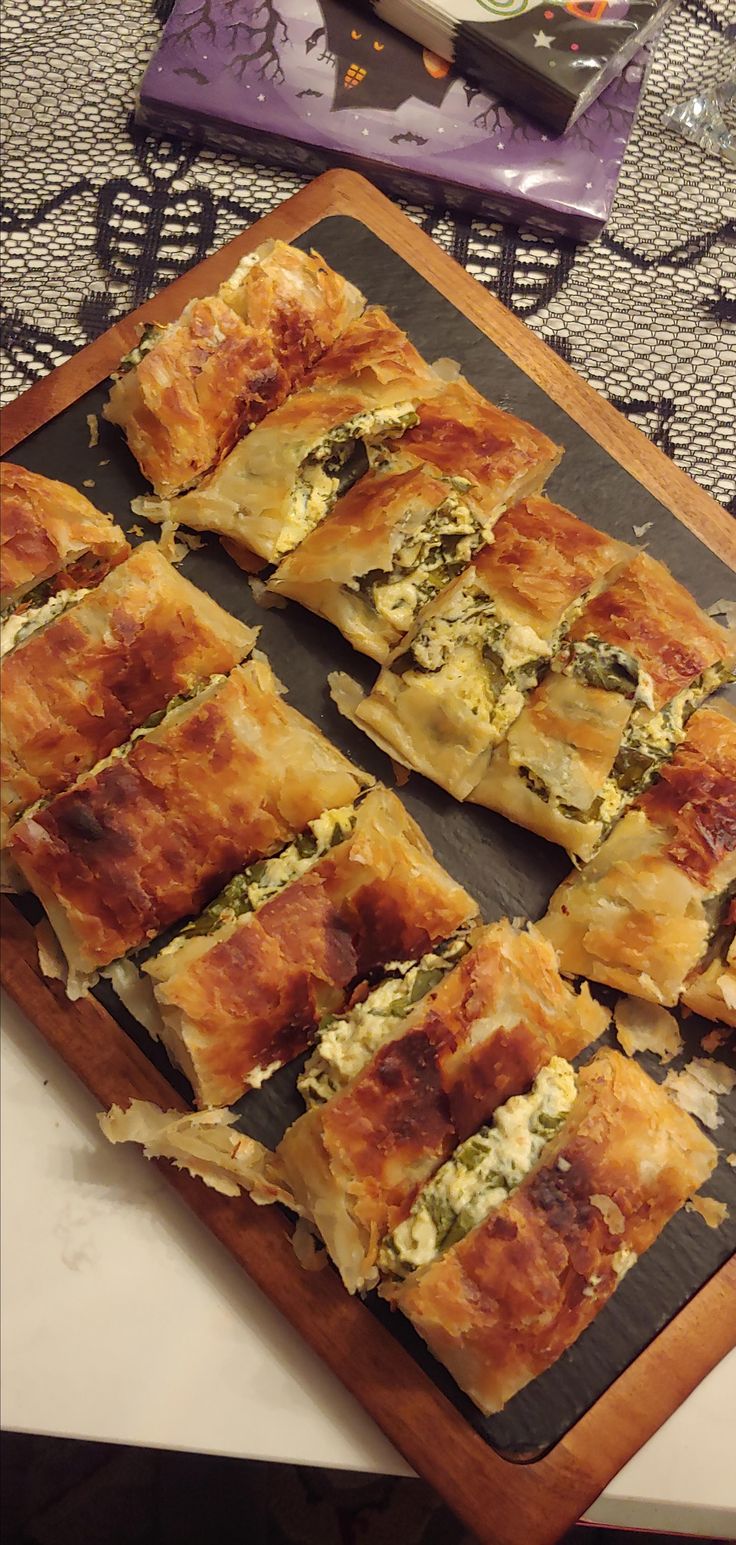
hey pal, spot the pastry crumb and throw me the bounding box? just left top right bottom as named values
left=614, top=996, right=682, bottom=1064
left=702, top=1027, right=730, bottom=1054
left=686, top=1195, right=729, bottom=1229
left=391, top=758, right=411, bottom=787
left=632, top=521, right=652, bottom=538
left=82, top=478, right=95, bottom=489
left=663, top=1058, right=736, bottom=1130
left=86, top=413, right=99, bottom=448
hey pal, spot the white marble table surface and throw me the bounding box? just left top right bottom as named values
left=2, top=992, right=735, bottom=1538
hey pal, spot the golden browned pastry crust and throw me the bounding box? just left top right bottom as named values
left=0, top=543, right=256, bottom=845
left=385, top=379, right=562, bottom=520
left=138, top=308, right=438, bottom=560
left=217, top=240, right=364, bottom=379
left=0, top=462, right=129, bottom=612
left=104, top=298, right=288, bottom=498
left=395, top=1048, right=716, bottom=1414
left=539, top=705, right=736, bottom=1005
left=144, top=788, right=477, bottom=1106
left=7, top=658, right=367, bottom=982
left=277, top=920, right=608, bottom=1291
left=347, top=498, right=626, bottom=796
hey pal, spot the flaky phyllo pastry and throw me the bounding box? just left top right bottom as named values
left=104, top=240, right=364, bottom=496
left=8, top=656, right=367, bottom=995
left=123, top=787, right=476, bottom=1107
left=540, top=704, right=736, bottom=1006
left=268, top=453, right=492, bottom=663
left=132, top=307, right=439, bottom=561
left=331, top=498, right=626, bottom=797
left=0, top=543, right=255, bottom=848
left=388, top=1049, right=715, bottom=1414
left=471, top=550, right=735, bottom=860
left=0, top=462, right=129, bottom=650
left=277, top=919, right=608, bottom=1293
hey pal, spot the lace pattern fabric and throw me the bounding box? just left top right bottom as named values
left=1, top=0, right=734, bottom=510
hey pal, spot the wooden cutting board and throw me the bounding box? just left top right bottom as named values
left=2, top=170, right=734, bottom=1545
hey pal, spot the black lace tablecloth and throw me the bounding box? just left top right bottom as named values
left=2, top=0, right=735, bottom=510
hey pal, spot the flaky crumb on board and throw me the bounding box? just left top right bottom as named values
left=614, top=997, right=682, bottom=1063
left=686, top=1195, right=729, bottom=1229
left=391, top=758, right=411, bottom=788
left=249, top=576, right=287, bottom=610
left=702, top=1027, right=730, bottom=1054
left=99, top=1099, right=299, bottom=1208
left=663, top=1058, right=736, bottom=1130
left=86, top=413, right=99, bottom=449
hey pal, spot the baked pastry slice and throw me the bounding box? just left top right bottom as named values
left=539, top=704, right=736, bottom=1005
left=0, top=462, right=129, bottom=646
left=104, top=241, right=364, bottom=497
left=334, top=497, right=625, bottom=797
left=135, top=787, right=477, bottom=1106
left=7, top=657, right=368, bottom=995
left=133, top=308, right=439, bottom=561
left=390, top=1048, right=716, bottom=1414
left=277, top=919, right=608, bottom=1292
left=471, top=550, right=735, bottom=860
left=267, top=453, right=490, bottom=662
left=383, top=378, right=562, bottom=523
left=0, top=542, right=255, bottom=846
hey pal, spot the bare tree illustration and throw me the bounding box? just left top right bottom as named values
left=167, top=0, right=290, bottom=84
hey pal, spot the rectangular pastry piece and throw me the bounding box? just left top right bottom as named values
left=336, top=498, right=626, bottom=797
left=267, top=453, right=490, bottom=662
left=0, top=463, right=129, bottom=643
left=682, top=898, right=736, bottom=1028
left=104, top=240, right=364, bottom=497
left=471, top=550, right=735, bottom=860
left=133, top=307, right=438, bottom=561
left=390, top=1048, right=716, bottom=1414
left=138, top=787, right=477, bottom=1106
left=539, top=704, right=736, bottom=1005
left=0, top=542, right=256, bottom=846
left=298, top=930, right=473, bottom=1107
left=7, top=656, right=367, bottom=994
left=277, top=919, right=608, bottom=1291
left=383, top=378, right=562, bottom=523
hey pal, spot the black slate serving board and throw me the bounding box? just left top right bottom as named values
left=7, top=214, right=736, bottom=1463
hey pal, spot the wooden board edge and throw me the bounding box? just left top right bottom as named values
left=1, top=169, right=733, bottom=573
left=2, top=898, right=734, bottom=1545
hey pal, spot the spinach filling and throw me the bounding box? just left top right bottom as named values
left=559, top=636, right=648, bottom=703
left=348, top=492, right=482, bottom=633
left=116, top=322, right=165, bottom=376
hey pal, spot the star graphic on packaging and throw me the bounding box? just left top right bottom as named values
left=533, top=30, right=553, bottom=47
left=257, top=93, right=265, bottom=101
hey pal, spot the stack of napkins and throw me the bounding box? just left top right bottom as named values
left=138, top=0, right=657, bottom=238
left=362, top=0, right=673, bottom=130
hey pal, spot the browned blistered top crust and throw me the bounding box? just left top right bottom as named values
left=386, top=379, right=561, bottom=511
left=475, top=497, right=625, bottom=635
left=313, top=921, right=607, bottom=1240
left=105, top=298, right=288, bottom=497
left=568, top=550, right=735, bottom=710
left=396, top=1049, right=715, bottom=1415
left=1, top=544, right=254, bottom=840
left=0, top=462, right=129, bottom=610
left=636, top=704, right=736, bottom=886
left=229, top=242, right=364, bottom=380
left=152, top=787, right=476, bottom=1105
left=302, top=306, right=435, bottom=395
left=7, top=660, right=365, bottom=972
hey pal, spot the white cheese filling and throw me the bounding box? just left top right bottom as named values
left=380, top=1056, right=578, bottom=1277
left=350, top=488, right=481, bottom=636
left=298, top=932, right=471, bottom=1107
left=0, top=587, right=90, bottom=658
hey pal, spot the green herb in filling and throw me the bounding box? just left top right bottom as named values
left=558, top=636, right=650, bottom=703
left=380, top=1057, right=578, bottom=1277
left=116, top=322, right=165, bottom=376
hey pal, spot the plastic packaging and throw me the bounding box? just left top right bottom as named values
left=663, top=77, right=736, bottom=166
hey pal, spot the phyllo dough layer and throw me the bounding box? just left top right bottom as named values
left=277, top=920, right=608, bottom=1292
left=472, top=550, right=735, bottom=859
left=141, top=787, right=477, bottom=1107
left=540, top=704, right=736, bottom=1004
left=682, top=898, right=736, bottom=1028
left=384, top=378, right=562, bottom=522
left=104, top=242, right=364, bottom=497
left=393, top=1048, right=716, bottom=1414
left=268, top=453, right=489, bottom=662
left=0, top=462, right=129, bottom=620
left=0, top=543, right=256, bottom=846
left=347, top=498, right=626, bottom=798
left=7, top=657, right=367, bottom=989
left=135, top=308, right=438, bottom=561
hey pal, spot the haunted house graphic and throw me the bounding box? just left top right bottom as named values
left=307, top=0, right=454, bottom=113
